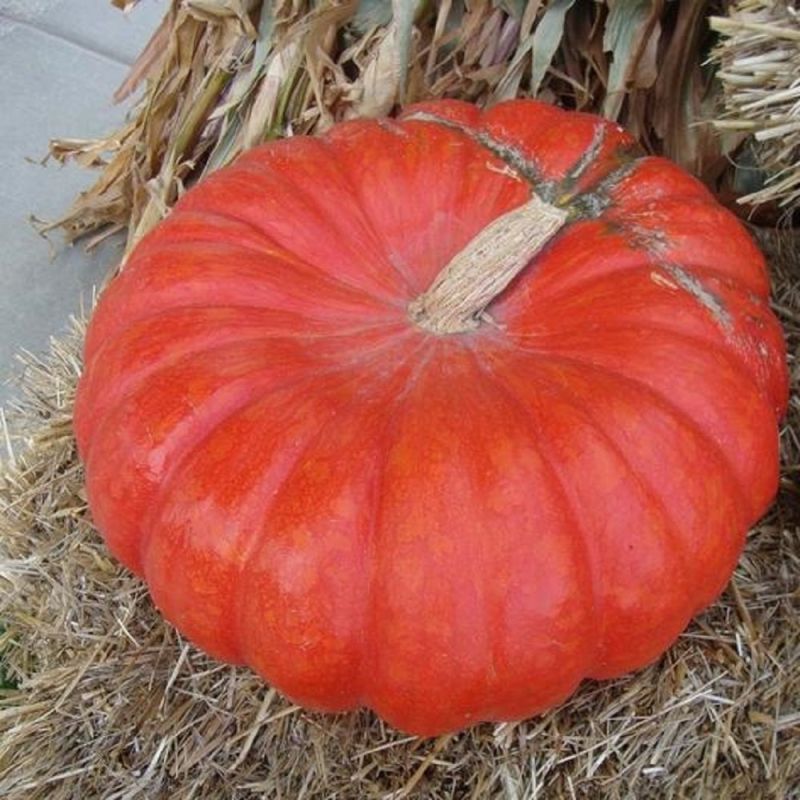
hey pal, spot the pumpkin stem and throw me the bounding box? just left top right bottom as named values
left=408, top=194, right=568, bottom=335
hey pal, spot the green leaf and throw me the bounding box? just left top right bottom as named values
left=530, top=0, right=576, bottom=96
left=603, top=0, right=659, bottom=120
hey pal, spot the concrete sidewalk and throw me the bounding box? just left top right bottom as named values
left=0, top=0, right=163, bottom=405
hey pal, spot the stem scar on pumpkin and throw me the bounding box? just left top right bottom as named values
left=408, top=194, right=568, bottom=335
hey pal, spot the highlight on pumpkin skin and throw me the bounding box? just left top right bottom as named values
left=75, top=99, right=788, bottom=736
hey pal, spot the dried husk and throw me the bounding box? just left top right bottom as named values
left=40, top=0, right=738, bottom=254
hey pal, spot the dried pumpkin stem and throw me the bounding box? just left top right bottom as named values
left=408, top=193, right=568, bottom=335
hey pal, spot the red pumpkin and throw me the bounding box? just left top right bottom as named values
left=74, top=100, right=788, bottom=736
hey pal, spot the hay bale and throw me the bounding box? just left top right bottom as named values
left=1, top=233, right=798, bottom=798
left=711, top=1, right=800, bottom=214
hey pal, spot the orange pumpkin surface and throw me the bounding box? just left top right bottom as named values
left=74, top=100, right=788, bottom=736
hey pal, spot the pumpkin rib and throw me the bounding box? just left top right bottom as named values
left=502, top=341, right=762, bottom=519
left=233, top=339, right=430, bottom=704
left=127, top=224, right=405, bottom=312
left=83, top=261, right=397, bottom=366
left=506, top=249, right=769, bottom=316
left=80, top=324, right=410, bottom=464
left=93, top=333, right=411, bottom=576
left=358, top=342, right=436, bottom=706
left=83, top=302, right=401, bottom=382
left=229, top=379, right=379, bottom=671
left=324, top=115, right=532, bottom=298
left=605, top=156, right=715, bottom=209
left=476, top=346, right=706, bottom=670
left=611, top=208, right=769, bottom=297
left=505, top=273, right=763, bottom=336
left=142, top=367, right=374, bottom=664
left=406, top=106, right=651, bottom=224
left=536, top=376, right=696, bottom=620
left=135, top=338, right=408, bottom=601
left=399, top=113, right=551, bottom=196
left=505, top=311, right=783, bottom=408
left=315, top=134, right=420, bottom=295
left=362, top=344, right=596, bottom=733
left=225, top=157, right=414, bottom=300
left=83, top=348, right=357, bottom=574
left=464, top=345, right=602, bottom=680
left=480, top=346, right=747, bottom=671
left=506, top=319, right=781, bottom=413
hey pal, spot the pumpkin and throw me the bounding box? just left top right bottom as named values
left=74, top=100, right=788, bottom=737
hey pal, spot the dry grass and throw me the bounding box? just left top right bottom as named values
left=711, top=1, right=800, bottom=215
left=0, top=229, right=798, bottom=798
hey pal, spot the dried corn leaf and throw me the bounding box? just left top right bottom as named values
left=243, top=41, right=303, bottom=144
left=44, top=0, right=772, bottom=247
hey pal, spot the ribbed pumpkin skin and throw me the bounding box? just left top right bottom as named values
left=75, top=100, right=788, bottom=736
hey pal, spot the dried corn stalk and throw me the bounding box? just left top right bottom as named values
left=711, top=1, right=800, bottom=215
left=42, top=0, right=733, bottom=254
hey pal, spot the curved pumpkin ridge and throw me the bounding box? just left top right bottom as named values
left=353, top=342, right=437, bottom=702
left=483, top=101, right=640, bottom=194
left=141, top=375, right=364, bottom=663
left=463, top=346, right=604, bottom=675
left=84, top=329, right=413, bottom=575
left=539, top=360, right=746, bottom=616
left=209, top=136, right=414, bottom=299
left=360, top=343, right=595, bottom=736
left=323, top=115, right=530, bottom=295
left=139, top=336, right=423, bottom=664
left=84, top=229, right=399, bottom=364
left=490, top=220, right=768, bottom=332
left=315, top=131, right=423, bottom=294
left=232, top=346, right=425, bottom=709
left=489, top=220, right=652, bottom=316
left=128, top=208, right=306, bottom=265
left=509, top=333, right=777, bottom=520
left=82, top=339, right=333, bottom=573
left=130, top=202, right=409, bottom=309
left=84, top=240, right=395, bottom=363
left=605, top=156, right=714, bottom=210
left=499, top=267, right=786, bottom=414
left=78, top=312, right=405, bottom=458
left=477, top=345, right=706, bottom=677
left=607, top=199, right=770, bottom=298
left=76, top=306, right=402, bottom=453
left=498, top=236, right=770, bottom=323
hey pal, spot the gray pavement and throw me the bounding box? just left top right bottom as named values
left=0, top=0, right=163, bottom=405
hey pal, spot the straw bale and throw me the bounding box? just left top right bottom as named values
left=0, top=230, right=798, bottom=798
